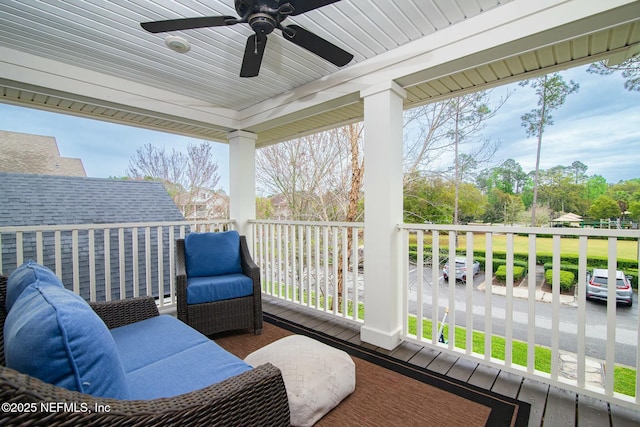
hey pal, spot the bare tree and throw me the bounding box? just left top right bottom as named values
left=126, top=141, right=221, bottom=216
left=256, top=129, right=362, bottom=221
left=404, top=90, right=507, bottom=223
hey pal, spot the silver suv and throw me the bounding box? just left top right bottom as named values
left=586, top=269, right=633, bottom=307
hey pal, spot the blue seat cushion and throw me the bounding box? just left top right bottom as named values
left=4, top=283, right=130, bottom=399
left=6, top=260, right=62, bottom=311
left=186, top=274, right=253, bottom=304
left=125, top=340, right=252, bottom=400
left=184, top=231, right=243, bottom=277
left=110, top=315, right=211, bottom=373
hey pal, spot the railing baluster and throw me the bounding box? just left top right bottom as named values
left=54, top=230, right=61, bottom=277
left=314, top=226, right=320, bottom=310
left=72, top=229, right=79, bottom=295
left=89, top=229, right=96, bottom=302
left=432, top=230, right=440, bottom=346
left=416, top=230, right=424, bottom=342
left=36, top=231, right=43, bottom=264
left=465, top=232, right=473, bottom=356
left=341, top=226, right=348, bottom=318
left=447, top=231, right=456, bottom=350
left=157, top=226, right=164, bottom=307
left=527, top=234, right=536, bottom=373
left=577, top=235, right=588, bottom=388
left=484, top=232, right=493, bottom=363
left=605, top=237, right=617, bottom=395
left=104, top=228, right=111, bottom=302
left=119, top=228, right=125, bottom=300
left=145, top=227, right=151, bottom=297
left=351, top=227, right=359, bottom=321
left=132, top=227, right=139, bottom=298
left=15, top=230, right=23, bottom=268
left=551, top=234, right=561, bottom=380
left=505, top=233, right=514, bottom=367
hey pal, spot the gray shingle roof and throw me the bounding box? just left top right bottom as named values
left=0, top=172, right=184, bottom=226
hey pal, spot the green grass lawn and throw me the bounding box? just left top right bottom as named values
left=407, top=315, right=635, bottom=397
left=410, top=233, right=638, bottom=260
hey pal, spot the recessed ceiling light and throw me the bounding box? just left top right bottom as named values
left=164, top=36, right=191, bottom=53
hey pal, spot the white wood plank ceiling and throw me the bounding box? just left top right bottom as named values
left=0, top=0, right=639, bottom=147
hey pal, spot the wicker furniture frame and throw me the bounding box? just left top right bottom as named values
left=0, top=275, right=290, bottom=426
left=176, top=235, right=263, bottom=336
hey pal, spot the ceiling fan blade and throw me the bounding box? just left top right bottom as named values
left=240, top=34, right=267, bottom=77
left=284, top=0, right=341, bottom=16
left=283, top=25, right=353, bottom=67
left=141, top=16, right=237, bottom=33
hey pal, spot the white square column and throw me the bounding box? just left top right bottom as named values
left=228, top=130, right=257, bottom=247
left=360, top=81, right=407, bottom=350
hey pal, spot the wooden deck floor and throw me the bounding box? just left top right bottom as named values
left=262, top=296, right=640, bottom=427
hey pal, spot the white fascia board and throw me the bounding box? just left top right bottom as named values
left=238, top=0, right=638, bottom=130
left=0, top=46, right=241, bottom=130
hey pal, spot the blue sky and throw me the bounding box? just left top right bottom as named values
left=0, top=64, right=638, bottom=191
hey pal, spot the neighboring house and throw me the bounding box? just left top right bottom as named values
left=0, top=172, right=185, bottom=301
left=270, top=194, right=292, bottom=220
left=175, top=188, right=229, bottom=220
left=0, top=130, right=86, bottom=177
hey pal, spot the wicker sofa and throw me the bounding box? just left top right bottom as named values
left=0, top=270, right=290, bottom=426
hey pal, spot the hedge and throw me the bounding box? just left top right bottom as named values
left=544, top=269, right=575, bottom=292
left=407, top=242, right=638, bottom=289
left=495, top=265, right=526, bottom=282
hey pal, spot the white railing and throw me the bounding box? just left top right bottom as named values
left=399, top=223, right=640, bottom=409
left=251, top=219, right=365, bottom=323
left=0, top=220, right=235, bottom=309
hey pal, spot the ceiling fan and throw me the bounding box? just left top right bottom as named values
left=141, top=0, right=354, bottom=77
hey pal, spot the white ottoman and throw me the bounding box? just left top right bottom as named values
left=244, top=335, right=355, bottom=427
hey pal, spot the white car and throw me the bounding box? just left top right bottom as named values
left=586, top=269, right=633, bottom=307
left=443, top=257, right=480, bottom=281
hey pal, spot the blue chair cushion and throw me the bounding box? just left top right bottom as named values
left=186, top=274, right=253, bottom=304
left=184, top=231, right=243, bottom=278
left=110, top=315, right=210, bottom=373
left=6, top=260, right=62, bottom=311
left=4, top=283, right=130, bottom=399
left=125, top=340, right=252, bottom=400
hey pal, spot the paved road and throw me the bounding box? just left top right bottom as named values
left=407, top=265, right=638, bottom=366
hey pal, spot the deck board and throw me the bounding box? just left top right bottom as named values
left=577, top=394, right=610, bottom=427
left=468, top=364, right=500, bottom=390
left=543, top=386, right=577, bottom=425
left=491, top=370, right=523, bottom=398
left=261, top=298, right=640, bottom=426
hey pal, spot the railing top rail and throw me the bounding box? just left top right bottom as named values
left=0, top=220, right=236, bottom=233
left=250, top=219, right=364, bottom=228
left=398, top=223, right=640, bottom=238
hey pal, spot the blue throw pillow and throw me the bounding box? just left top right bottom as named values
left=6, top=260, right=62, bottom=312
left=4, top=284, right=130, bottom=399
left=184, top=231, right=243, bottom=277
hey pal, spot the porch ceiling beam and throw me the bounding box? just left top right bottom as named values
left=0, top=46, right=240, bottom=133
left=237, top=0, right=640, bottom=130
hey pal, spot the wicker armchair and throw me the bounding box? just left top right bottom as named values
left=0, top=275, right=289, bottom=426
left=176, top=233, right=263, bottom=336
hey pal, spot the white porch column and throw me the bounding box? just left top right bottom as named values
left=360, top=81, right=407, bottom=350
left=228, top=130, right=257, bottom=247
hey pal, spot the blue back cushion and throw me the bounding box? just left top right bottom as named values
left=184, top=231, right=242, bottom=277
left=4, top=283, right=130, bottom=399
left=6, top=260, right=62, bottom=311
